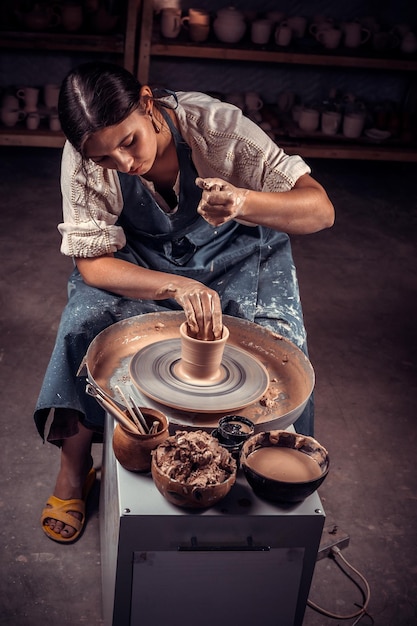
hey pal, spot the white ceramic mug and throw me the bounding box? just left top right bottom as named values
left=321, top=111, right=341, bottom=135
left=44, top=83, right=60, bottom=109
left=316, top=27, right=342, bottom=49
left=1, top=107, right=25, bottom=127
left=16, top=86, right=39, bottom=110
left=372, top=32, right=393, bottom=51
left=225, top=92, right=245, bottom=109
left=160, top=8, right=181, bottom=38
left=343, top=112, right=365, bottom=138
left=2, top=94, right=20, bottom=110
left=182, top=8, right=210, bottom=41
left=189, top=23, right=209, bottom=42
left=251, top=19, right=272, bottom=45
left=26, top=111, right=41, bottom=130
left=344, top=22, right=370, bottom=48
left=181, top=8, right=210, bottom=27
left=49, top=113, right=61, bottom=131
left=61, top=3, right=83, bottom=32
left=266, top=10, right=285, bottom=25
left=401, top=32, right=417, bottom=54
left=153, top=0, right=181, bottom=10
left=285, top=16, right=307, bottom=38
left=309, top=17, right=333, bottom=36
left=277, top=90, right=295, bottom=112
left=275, top=24, right=292, bottom=46
left=298, top=108, right=320, bottom=132
left=291, top=104, right=303, bottom=123
left=393, top=22, right=411, bottom=37
left=245, top=91, right=263, bottom=112
left=360, top=15, right=380, bottom=34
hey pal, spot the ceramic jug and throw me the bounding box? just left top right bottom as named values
left=89, top=5, right=119, bottom=33
left=112, top=408, right=169, bottom=472
left=213, top=7, right=246, bottom=44
left=1, top=94, right=25, bottom=127
left=1, top=107, right=25, bottom=127
left=401, top=32, right=417, bottom=54
left=61, top=3, right=84, bottom=32
left=18, top=2, right=60, bottom=31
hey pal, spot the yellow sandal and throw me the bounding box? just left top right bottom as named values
left=40, top=467, right=96, bottom=544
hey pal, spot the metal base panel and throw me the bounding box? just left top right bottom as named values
left=100, top=414, right=325, bottom=626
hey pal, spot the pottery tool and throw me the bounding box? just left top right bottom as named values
left=115, top=384, right=148, bottom=434
left=127, top=385, right=151, bottom=434
left=85, top=383, right=139, bottom=434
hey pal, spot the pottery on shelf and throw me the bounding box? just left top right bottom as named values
left=213, top=7, right=246, bottom=44
left=16, top=2, right=60, bottom=31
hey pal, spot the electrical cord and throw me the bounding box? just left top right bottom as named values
left=307, top=545, right=372, bottom=624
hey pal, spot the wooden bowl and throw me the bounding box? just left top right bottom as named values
left=151, top=430, right=237, bottom=508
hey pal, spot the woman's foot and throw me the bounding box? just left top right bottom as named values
left=43, top=464, right=93, bottom=539
left=43, top=420, right=94, bottom=541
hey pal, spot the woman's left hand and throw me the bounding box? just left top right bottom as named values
left=196, top=177, right=249, bottom=227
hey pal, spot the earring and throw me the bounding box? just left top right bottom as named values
left=149, top=112, right=161, bottom=134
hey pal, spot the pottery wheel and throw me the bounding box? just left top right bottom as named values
left=81, top=311, right=315, bottom=431
left=130, top=339, right=270, bottom=413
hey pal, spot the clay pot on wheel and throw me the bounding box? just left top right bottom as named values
left=176, top=322, right=229, bottom=385
left=112, top=408, right=169, bottom=472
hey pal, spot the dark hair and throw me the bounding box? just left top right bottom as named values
left=58, top=61, right=143, bottom=154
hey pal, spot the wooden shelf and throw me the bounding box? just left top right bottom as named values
left=2, top=125, right=415, bottom=160
left=283, top=141, right=417, bottom=161
left=0, top=0, right=141, bottom=148
left=135, top=1, right=417, bottom=162
left=272, top=117, right=417, bottom=161
left=0, top=127, right=65, bottom=148
left=149, top=40, right=417, bottom=72
left=0, top=30, right=125, bottom=54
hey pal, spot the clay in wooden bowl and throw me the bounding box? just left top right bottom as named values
left=151, top=430, right=237, bottom=508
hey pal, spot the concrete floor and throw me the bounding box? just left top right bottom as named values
left=1, top=146, right=416, bottom=626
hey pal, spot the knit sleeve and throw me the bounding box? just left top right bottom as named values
left=58, top=141, right=126, bottom=258
left=175, top=92, right=311, bottom=192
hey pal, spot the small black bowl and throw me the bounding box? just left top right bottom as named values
left=241, top=430, right=329, bottom=503
left=218, top=415, right=255, bottom=443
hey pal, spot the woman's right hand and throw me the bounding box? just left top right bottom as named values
left=76, top=256, right=223, bottom=340
left=158, top=279, right=223, bottom=340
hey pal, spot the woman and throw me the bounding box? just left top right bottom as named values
left=35, top=61, right=334, bottom=543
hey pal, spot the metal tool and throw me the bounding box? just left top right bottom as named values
left=85, top=381, right=139, bottom=434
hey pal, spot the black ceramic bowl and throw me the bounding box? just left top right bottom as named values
left=241, top=430, right=329, bottom=503
left=218, top=415, right=255, bottom=443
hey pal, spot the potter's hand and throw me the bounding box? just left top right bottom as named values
left=158, top=280, right=223, bottom=340
left=196, top=177, right=250, bottom=227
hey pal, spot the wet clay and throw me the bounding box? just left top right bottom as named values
left=246, top=447, right=322, bottom=482
left=176, top=322, right=229, bottom=384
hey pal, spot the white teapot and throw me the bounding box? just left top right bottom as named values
left=213, top=7, right=246, bottom=44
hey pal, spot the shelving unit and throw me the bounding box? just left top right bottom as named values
left=143, top=42, right=417, bottom=74
left=0, top=0, right=141, bottom=148
left=136, top=0, right=417, bottom=161
left=2, top=0, right=416, bottom=159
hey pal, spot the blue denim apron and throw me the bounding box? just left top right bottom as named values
left=34, top=112, right=312, bottom=438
